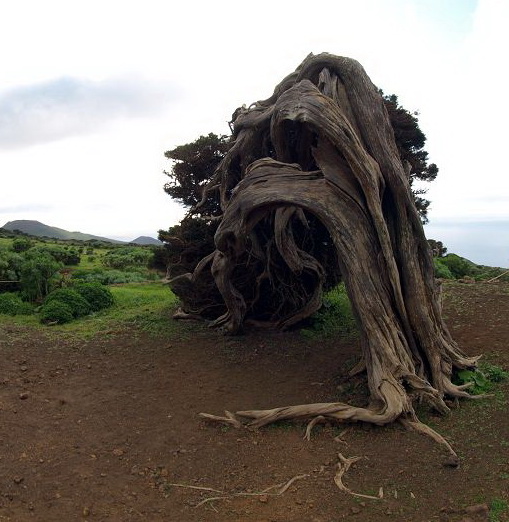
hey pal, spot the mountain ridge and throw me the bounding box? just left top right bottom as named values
left=2, top=220, right=161, bottom=245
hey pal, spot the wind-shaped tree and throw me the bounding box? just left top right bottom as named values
left=169, top=53, right=479, bottom=452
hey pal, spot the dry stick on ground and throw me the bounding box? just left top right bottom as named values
left=487, top=269, right=509, bottom=283
left=181, top=53, right=483, bottom=455
left=188, top=473, right=310, bottom=508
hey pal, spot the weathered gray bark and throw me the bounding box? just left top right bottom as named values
left=170, top=53, right=479, bottom=439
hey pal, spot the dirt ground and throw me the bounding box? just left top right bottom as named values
left=1, top=282, right=508, bottom=521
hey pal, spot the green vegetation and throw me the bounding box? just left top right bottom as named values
left=0, top=231, right=162, bottom=326
left=0, top=293, right=34, bottom=315
left=102, top=246, right=154, bottom=269
left=489, top=498, right=508, bottom=522
left=301, top=283, right=358, bottom=339
left=19, top=251, right=62, bottom=302
left=44, top=288, right=92, bottom=318
left=73, top=282, right=115, bottom=311
left=39, top=300, right=74, bottom=324
left=433, top=253, right=509, bottom=282
left=453, top=362, right=509, bottom=395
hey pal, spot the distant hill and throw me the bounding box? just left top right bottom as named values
left=130, top=236, right=162, bottom=246
left=1, top=220, right=159, bottom=245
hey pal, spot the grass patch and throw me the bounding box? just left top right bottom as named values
left=0, top=282, right=184, bottom=340
left=489, top=498, right=508, bottom=522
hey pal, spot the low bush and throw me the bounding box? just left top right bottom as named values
left=0, top=292, right=34, bottom=315
left=73, top=283, right=114, bottom=311
left=433, top=258, right=453, bottom=279
left=39, top=300, right=74, bottom=324
left=71, top=268, right=150, bottom=285
left=301, top=283, right=358, bottom=338
left=44, top=288, right=91, bottom=318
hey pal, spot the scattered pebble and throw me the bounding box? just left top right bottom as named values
left=443, top=456, right=460, bottom=468
left=19, top=392, right=29, bottom=400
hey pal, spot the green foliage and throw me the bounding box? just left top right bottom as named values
left=453, top=362, right=508, bottom=395
left=71, top=268, right=152, bottom=285
left=102, top=247, right=153, bottom=269
left=163, top=133, right=230, bottom=215
left=489, top=498, right=508, bottom=522
left=439, top=254, right=475, bottom=279
left=427, top=239, right=447, bottom=257
left=44, top=288, right=91, bottom=318
left=12, top=237, right=33, bottom=253
left=0, top=292, right=34, bottom=315
left=433, top=258, right=453, bottom=279
left=39, top=300, right=74, bottom=324
left=381, top=93, right=438, bottom=223
left=27, top=245, right=80, bottom=265
left=301, top=283, right=358, bottom=338
left=20, top=252, right=62, bottom=302
left=73, top=282, right=114, bottom=311
left=158, top=217, right=219, bottom=276
left=0, top=248, right=23, bottom=281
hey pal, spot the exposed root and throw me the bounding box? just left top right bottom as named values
left=399, top=417, right=457, bottom=459
left=304, top=415, right=327, bottom=440
left=172, top=308, right=206, bottom=321
left=334, top=453, right=383, bottom=500
left=189, top=473, right=310, bottom=508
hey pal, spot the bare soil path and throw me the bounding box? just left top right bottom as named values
left=1, top=282, right=508, bottom=521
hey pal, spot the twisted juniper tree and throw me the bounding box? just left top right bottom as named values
left=169, top=53, right=479, bottom=450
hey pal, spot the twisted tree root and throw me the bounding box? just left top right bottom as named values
left=334, top=453, right=383, bottom=500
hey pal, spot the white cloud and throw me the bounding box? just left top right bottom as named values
left=0, top=76, right=177, bottom=148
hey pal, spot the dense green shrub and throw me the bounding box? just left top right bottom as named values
left=20, top=253, right=62, bottom=302
left=301, top=283, right=358, bottom=338
left=439, top=254, right=477, bottom=279
left=102, top=247, right=153, bottom=269
left=44, top=288, right=91, bottom=318
left=73, top=283, right=114, bottom=311
left=12, top=238, right=33, bottom=253
left=27, top=245, right=80, bottom=266
left=433, top=258, right=453, bottom=279
left=39, top=300, right=74, bottom=324
left=72, top=268, right=150, bottom=285
left=0, top=292, right=34, bottom=315
left=0, top=249, right=24, bottom=281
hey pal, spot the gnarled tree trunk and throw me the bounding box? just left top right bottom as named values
left=170, top=53, right=479, bottom=445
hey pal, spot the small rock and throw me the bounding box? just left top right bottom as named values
left=20, top=365, right=28, bottom=372
left=258, top=494, right=268, bottom=503
left=112, top=448, right=125, bottom=456
left=443, top=455, right=460, bottom=468
left=19, top=392, right=29, bottom=400
left=350, top=506, right=361, bottom=514
left=83, top=507, right=90, bottom=517
left=13, top=476, right=24, bottom=484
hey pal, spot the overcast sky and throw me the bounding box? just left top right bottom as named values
left=1, top=0, right=508, bottom=267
